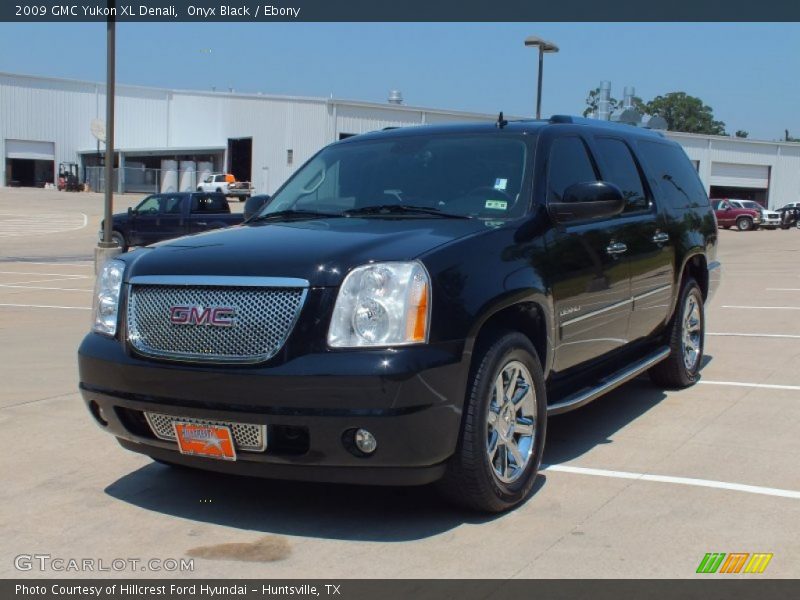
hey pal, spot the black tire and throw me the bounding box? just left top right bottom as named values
left=736, top=217, right=753, bottom=231
left=649, top=278, right=704, bottom=389
left=216, top=187, right=223, bottom=193
left=438, top=331, right=547, bottom=513
left=111, top=230, right=127, bottom=252
left=197, top=187, right=203, bottom=192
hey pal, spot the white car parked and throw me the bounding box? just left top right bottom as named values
left=729, top=200, right=780, bottom=229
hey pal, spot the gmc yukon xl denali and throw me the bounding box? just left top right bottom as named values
left=79, top=116, right=721, bottom=512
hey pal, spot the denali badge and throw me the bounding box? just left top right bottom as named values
left=169, top=305, right=236, bottom=327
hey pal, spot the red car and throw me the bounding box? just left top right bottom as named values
left=713, top=199, right=762, bottom=231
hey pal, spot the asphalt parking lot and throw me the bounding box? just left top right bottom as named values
left=0, top=187, right=798, bottom=579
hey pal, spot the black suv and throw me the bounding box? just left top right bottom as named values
left=79, top=116, right=720, bottom=512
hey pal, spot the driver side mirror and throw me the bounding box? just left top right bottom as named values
left=548, top=181, right=626, bottom=224
left=127, top=207, right=134, bottom=217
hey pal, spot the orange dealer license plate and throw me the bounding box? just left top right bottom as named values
left=173, top=423, right=237, bottom=461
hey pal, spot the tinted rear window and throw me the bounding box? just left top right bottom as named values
left=594, top=137, right=649, bottom=213
left=192, top=194, right=229, bottom=213
left=637, top=141, right=709, bottom=209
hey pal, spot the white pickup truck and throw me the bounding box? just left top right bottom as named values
left=197, top=173, right=253, bottom=201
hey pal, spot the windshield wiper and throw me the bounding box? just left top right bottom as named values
left=344, top=204, right=471, bottom=219
left=248, top=209, right=342, bottom=223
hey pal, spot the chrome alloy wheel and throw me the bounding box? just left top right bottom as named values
left=486, top=360, right=537, bottom=483
left=682, top=294, right=702, bottom=370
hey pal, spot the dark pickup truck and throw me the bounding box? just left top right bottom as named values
left=80, top=116, right=720, bottom=513
left=102, top=192, right=243, bottom=251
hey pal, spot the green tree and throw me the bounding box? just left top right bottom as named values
left=645, top=92, right=726, bottom=135
left=735, top=130, right=748, bottom=138
left=583, top=87, right=619, bottom=118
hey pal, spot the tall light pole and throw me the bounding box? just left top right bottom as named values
left=524, top=36, right=559, bottom=119
left=95, top=0, right=121, bottom=273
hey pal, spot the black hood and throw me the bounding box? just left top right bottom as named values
left=124, top=217, right=489, bottom=286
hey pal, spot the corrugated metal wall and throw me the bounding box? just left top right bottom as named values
left=667, top=132, right=800, bottom=208
left=1, top=72, right=798, bottom=206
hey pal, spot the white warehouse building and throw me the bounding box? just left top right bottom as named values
left=1, top=71, right=799, bottom=209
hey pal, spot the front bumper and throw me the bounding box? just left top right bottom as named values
left=761, top=215, right=780, bottom=227
left=78, top=333, right=468, bottom=486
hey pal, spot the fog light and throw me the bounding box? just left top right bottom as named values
left=354, top=429, right=377, bottom=454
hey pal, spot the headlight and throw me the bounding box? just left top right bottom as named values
left=92, top=259, right=125, bottom=336
left=328, top=261, right=431, bottom=348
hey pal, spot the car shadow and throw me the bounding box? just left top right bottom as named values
left=105, top=462, right=546, bottom=542
left=545, top=353, right=713, bottom=465
left=105, top=354, right=712, bottom=542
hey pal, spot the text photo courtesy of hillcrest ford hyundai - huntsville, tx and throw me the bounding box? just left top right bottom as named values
left=0, top=4, right=799, bottom=594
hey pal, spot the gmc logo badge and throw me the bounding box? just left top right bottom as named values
left=169, top=305, right=236, bottom=327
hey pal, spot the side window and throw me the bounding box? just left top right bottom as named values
left=547, top=137, right=598, bottom=202
left=637, top=141, right=709, bottom=209
left=136, top=195, right=161, bottom=213
left=594, top=138, right=649, bottom=213
left=162, top=195, right=183, bottom=214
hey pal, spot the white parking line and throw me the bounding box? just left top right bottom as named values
left=722, top=305, right=800, bottom=310
left=2, top=277, right=90, bottom=285
left=9, top=261, right=91, bottom=268
left=0, top=212, right=88, bottom=237
left=708, top=332, right=800, bottom=339
left=0, top=271, right=90, bottom=278
left=698, top=380, right=800, bottom=391
left=0, top=284, right=91, bottom=292
left=543, top=464, right=800, bottom=500
left=0, top=303, right=90, bottom=310
left=766, top=288, right=800, bottom=291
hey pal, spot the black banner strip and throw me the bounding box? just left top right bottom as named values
left=4, top=580, right=800, bottom=600
left=2, top=0, right=800, bottom=22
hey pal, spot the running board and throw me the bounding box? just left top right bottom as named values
left=547, top=347, right=671, bottom=416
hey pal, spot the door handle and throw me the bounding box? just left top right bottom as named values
left=652, top=232, right=669, bottom=244
left=606, top=241, right=628, bottom=256
left=196, top=221, right=207, bottom=226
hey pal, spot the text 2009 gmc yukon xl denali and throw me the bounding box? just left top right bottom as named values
left=79, top=116, right=721, bottom=512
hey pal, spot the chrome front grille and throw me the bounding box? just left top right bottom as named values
left=126, top=277, right=307, bottom=363
left=144, top=412, right=267, bottom=452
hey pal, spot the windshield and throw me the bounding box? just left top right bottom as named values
left=259, top=134, right=531, bottom=220
left=739, top=201, right=763, bottom=210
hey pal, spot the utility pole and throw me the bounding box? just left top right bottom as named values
left=95, top=0, right=121, bottom=274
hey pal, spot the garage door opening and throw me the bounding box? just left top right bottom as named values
left=5, top=139, right=56, bottom=187
left=710, top=186, right=768, bottom=207
left=227, top=137, right=252, bottom=183
left=5, top=158, right=54, bottom=187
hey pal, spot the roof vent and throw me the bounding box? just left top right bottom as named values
left=388, top=90, right=404, bottom=105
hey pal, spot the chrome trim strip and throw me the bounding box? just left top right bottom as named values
left=128, top=275, right=310, bottom=288
left=561, top=297, right=633, bottom=327
left=547, top=347, right=671, bottom=416
left=632, top=284, right=672, bottom=302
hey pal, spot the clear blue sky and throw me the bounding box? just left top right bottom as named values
left=0, top=22, right=797, bottom=140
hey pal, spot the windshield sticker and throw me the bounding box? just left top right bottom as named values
left=494, top=178, right=508, bottom=191
left=485, top=200, right=508, bottom=210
